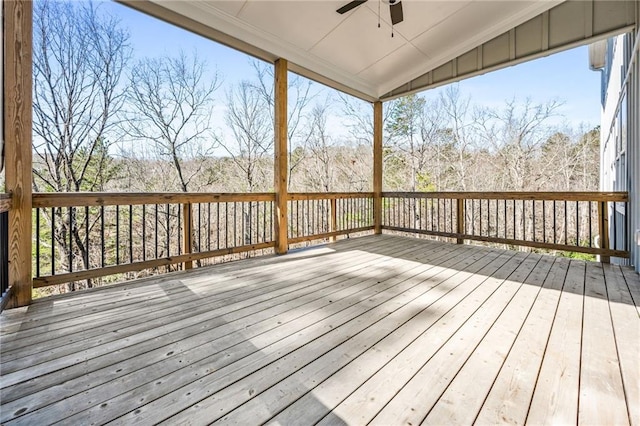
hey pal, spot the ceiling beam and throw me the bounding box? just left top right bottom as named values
left=381, top=0, right=637, bottom=101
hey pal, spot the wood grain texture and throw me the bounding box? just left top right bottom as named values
left=32, top=242, right=274, bottom=288
left=0, top=194, right=12, bottom=213
left=0, top=235, right=637, bottom=425
left=373, top=101, right=383, bottom=234
left=4, top=0, right=33, bottom=308
left=32, top=192, right=275, bottom=208
left=383, top=191, right=629, bottom=202
left=274, top=58, right=288, bottom=254
left=287, top=192, right=373, bottom=201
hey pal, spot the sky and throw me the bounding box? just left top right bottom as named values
left=105, top=1, right=603, bottom=132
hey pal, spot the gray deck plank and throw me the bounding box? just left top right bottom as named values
left=603, top=264, right=640, bottom=426
left=0, top=235, right=636, bottom=426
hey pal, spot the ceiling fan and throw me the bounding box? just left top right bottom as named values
left=336, top=0, right=404, bottom=26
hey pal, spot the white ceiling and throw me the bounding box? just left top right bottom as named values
left=149, top=0, right=564, bottom=100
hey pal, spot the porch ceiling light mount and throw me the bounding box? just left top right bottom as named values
left=336, top=0, right=404, bottom=37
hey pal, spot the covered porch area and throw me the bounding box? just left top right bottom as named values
left=1, top=235, right=638, bottom=425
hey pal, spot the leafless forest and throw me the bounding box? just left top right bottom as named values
left=29, top=1, right=601, bottom=296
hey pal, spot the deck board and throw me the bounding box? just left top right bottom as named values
left=1, top=234, right=638, bottom=426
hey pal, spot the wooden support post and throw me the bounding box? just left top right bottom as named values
left=183, top=203, right=193, bottom=269
left=4, top=0, right=33, bottom=308
left=373, top=101, right=383, bottom=235
left=330, top=198, right=337, bottom=242
left=274, top=58, right=288, bottom=254
left=598, top=200, right=610, bottom=263
left=456, top=198, right=465, bottom=244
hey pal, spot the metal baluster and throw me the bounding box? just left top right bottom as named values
left=36, top=208, right=40, bottom=277
left=116, top=206, right=120, bottom=265
left=129, top=205, right=133, bottom=263
left=52, top=207, right=56, bottom=275
left=588, top=201, right=592, bottom=247
left=142, top=205, right=146, bottom=261
left=576, top=201, right=579, bottom=246
left=69, top=206, right=74, bottom=272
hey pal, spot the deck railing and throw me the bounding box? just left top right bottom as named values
left=31, top=192, right=374, bottom=291
left=32, top=193, right=276, bottom=289
left=287, top=193, right=374, bottom=244
left=0, top=193, right=12, bottom=311
left=31, top=191, right=629, bottom=292
left=382, top=192, right=629, bottom=260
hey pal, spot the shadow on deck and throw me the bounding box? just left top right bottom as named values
left=1, top=234, right=638, bottom=425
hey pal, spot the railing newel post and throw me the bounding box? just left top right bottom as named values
left=456, top=197, right=464, bottom=244
left=598, top=200, right=610, bottom=263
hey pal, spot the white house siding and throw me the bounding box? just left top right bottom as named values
left=599, top=27, right=640, bottom=271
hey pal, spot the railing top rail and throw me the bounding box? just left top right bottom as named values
left=288, top=192, right=374, bottom=200
left=0, top=193, right=12, bottom=213
left=382, top=191, right=629, bottom=202
left=32, top=192, right=276, bottom=208
left=31, top=190, right=629, bottom=208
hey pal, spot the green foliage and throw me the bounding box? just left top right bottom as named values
left=385, top=94, right=426, bottom=139
left=416, top=172, right=436, bottom=192
left=557, top=251, right=597, bottom=261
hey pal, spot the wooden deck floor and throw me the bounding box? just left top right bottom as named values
left=1, top=235, right=638, bottom=426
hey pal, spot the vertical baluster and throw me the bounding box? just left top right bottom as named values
left=295, top=199, right=298, bottom=238
left=503, top=199, right=507, bottom=239
left=142, top=205, right=146, bottom=261
left=155, top=204, right=159, bottom=259
left=532, top=200, right=536, bottom=242
left=85, top=206, right=90, bottom=269
left=553, top=200, right=556, bottom=244
left=576, top=201, right=579, bottom=246
left=116, top=206, right=120, bottom=265
left=69, top=206, right=74, bottom=272
left=588, top=201, right=593, bottom=247
left=52, top=207, right=56, bottom=275
left=262, top=201, right=266, bottom=243
left=100, top=206, right=105, bottom=268
left=522, top=200, right=526, bottom=241
left=479, top=199, right=483, bottom=236
left=234, top=202, right=238, bottom=247
left=612, top=201, right=617, bottom=250
left=166, top=204, right=170, bottom=257
left=178, top=204, right=182, bottom=255
left=36, top=208, right=40, bottom=277
left=512, top=199, right=516, bottom=240
left=564, top=200, right=568, bottom=245
left=542, top=200, right=547, bottom=243
left=129, top=205, right=133, bottom=263
left=240, top=202, right=245, bottom=245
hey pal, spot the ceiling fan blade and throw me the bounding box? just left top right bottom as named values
left=390, top=1, right=403, bottom=25
left=337, top=0, right=368, bottom=14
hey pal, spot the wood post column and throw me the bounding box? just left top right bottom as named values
left=373, top=101, right=383, bottom=234
left=4, top=0, right=33, bottom=307
left=274, top=58, right=288, bottom=254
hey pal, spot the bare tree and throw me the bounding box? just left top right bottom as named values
left=476, top=97, right=563, bottom=190
left=247, top=60, right=316, bottom=185
left=439, top=86, right=475, bottom=190
left=303, top=100, right=336, bottom=192
left=32, top=0, right=130, bottom=291
left=124, top=51, right=220, bottom=192
left=223, top=80, right=273, bottom=192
